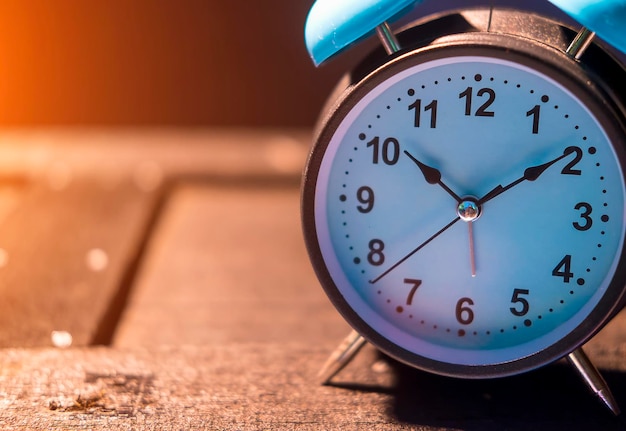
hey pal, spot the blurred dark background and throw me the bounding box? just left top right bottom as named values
left=0, top=1, right=591, bottom=129
left=0, top=0, right=346, bottom=128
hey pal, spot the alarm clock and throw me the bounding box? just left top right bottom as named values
left=301, top=0, right=626, bottom=415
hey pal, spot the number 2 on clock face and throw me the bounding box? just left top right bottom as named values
left=313, top=55, right=626, bottom=367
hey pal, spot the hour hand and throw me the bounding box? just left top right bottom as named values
left=404, top=151, right=461, bottom=202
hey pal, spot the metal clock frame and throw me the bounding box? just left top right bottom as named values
left=302, top=7, right=626, bottom=415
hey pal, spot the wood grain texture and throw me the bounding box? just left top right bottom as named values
left=0, top=339, right=625, bottom=430
left=113, top=183, right=350, bottom=347
left=0, top=129, right=310, bottom=348
left=0, top=180, right=160, bottom=347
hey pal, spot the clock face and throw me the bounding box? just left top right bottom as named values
left=304, top=45, right=626, bottom=377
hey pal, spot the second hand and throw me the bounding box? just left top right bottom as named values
left=370, top=216, right=460, bottom=284
left=468, top=221, right=477, bottom=277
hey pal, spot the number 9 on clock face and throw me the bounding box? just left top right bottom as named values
left=302, top=42, right=626, bottom=377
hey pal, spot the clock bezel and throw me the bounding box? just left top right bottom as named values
left=302, top=23, right=626, bottom=378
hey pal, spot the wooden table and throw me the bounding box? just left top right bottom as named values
left=0, top=129, right=625, bottom=430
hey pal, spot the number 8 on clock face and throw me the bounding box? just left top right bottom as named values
left=302, top=18, right=626, bottom=377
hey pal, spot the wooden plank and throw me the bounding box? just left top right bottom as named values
left=113, top=182, right=351, bottom=347
left=0, top=179, right=160, bottom=347
left=0, top=129, right=310, bottom=181
left=0, top=129, right=311, bottom=348
left=0, top=340, right=625, bottom=430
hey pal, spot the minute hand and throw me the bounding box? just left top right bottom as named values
left=478, top=147, right=576, bottom=205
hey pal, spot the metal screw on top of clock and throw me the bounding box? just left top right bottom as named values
left=318, top=20, right=620, bottom=417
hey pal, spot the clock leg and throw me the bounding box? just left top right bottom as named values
left=318, top=330, right=367, bottom=385
left=567, top=347, right=621, bottom=416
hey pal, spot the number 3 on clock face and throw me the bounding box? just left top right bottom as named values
left=302, top=18, right=626, bottom=377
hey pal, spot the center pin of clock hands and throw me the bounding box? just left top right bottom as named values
left=370, top=147, right=577, bottom=284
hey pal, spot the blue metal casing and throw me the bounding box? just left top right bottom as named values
left=305, top=0, right=626, bottom=65
left=547, top=0, right=626, bottom=54
left=304, top=0, right=422, bottom=66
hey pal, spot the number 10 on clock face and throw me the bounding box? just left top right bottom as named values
left=304, top=50, right=626, bottom=376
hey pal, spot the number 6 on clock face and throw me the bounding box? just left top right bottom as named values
left=302, top=10, right=626, bottom=378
